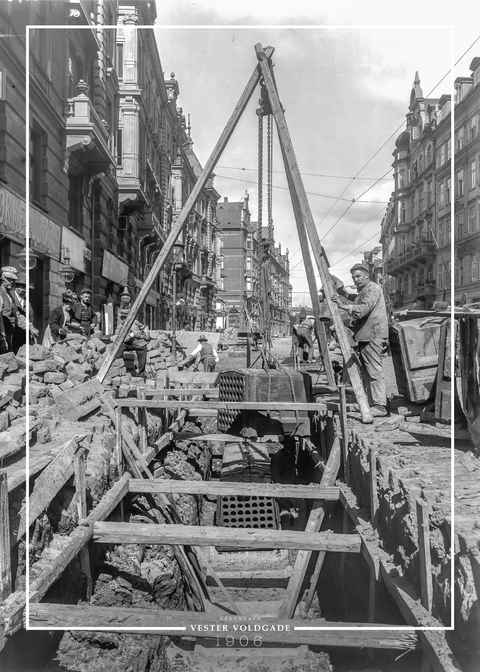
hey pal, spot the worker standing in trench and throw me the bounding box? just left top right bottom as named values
left=331, top=261, right=389, bottom=418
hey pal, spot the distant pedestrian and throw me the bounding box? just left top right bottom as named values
left=296, top=315, right=316, bottom=363
left=12, top=271, right=38, bottom=352
left=72, top=288, right=97, bottom=337
left=48, top=290, right=78, bottom=344
left=182, top=334, right=219, bottom=372
left=0, top=266, right=19, bottom=353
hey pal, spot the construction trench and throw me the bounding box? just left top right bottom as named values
left=0, top=43, right=479, bottom=672
left=0, top=327, right=478, bottom=672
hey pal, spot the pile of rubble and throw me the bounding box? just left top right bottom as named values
left=0, top=351, right=28, bottom=456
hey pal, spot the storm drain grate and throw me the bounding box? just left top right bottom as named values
left=216, top=494, right=278, bottom=552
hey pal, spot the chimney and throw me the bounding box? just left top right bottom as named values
left=224, top=197, right=228, bottom=203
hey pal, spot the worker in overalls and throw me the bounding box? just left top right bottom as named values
left=182, top=334, right=219, bottom=372
left=331, top=261, right=389, bottom=417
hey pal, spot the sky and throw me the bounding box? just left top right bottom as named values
left=153, top=1, right=480, bottom=305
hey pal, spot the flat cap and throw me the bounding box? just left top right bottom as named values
left=350, top=262, right=371, bottom=275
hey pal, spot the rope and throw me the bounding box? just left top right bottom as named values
left=267, top=114, right=274, bottom=242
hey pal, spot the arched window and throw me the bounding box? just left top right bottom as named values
left=398, top=170, right=406, bottom=188
left=426, top=144, right=433, bottom=166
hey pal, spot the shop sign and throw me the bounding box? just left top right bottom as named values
left=62, top=227, right=86, bottom=272
left=102, top=250, right=129, bottom=284
left=0, top=184, right=61, bottom=256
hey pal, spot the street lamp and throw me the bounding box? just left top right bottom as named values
left=58, top=247, right=76, bottom=284
left=0, top=226, right=38, bottom=270
left=171, top=241, right=185, bottom=357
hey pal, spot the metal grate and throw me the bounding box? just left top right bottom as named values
left=216, top=494, right=278, bottom=552
left=217, top=371, right=246, bottom=432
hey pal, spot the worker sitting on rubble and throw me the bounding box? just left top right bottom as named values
left=48, top=290, right=80, bottom=344
left=331, top=261, right=389, bottom=418
left=180, top=334, right=219, bottom=372
left=72, top=288, right=97, bottom=338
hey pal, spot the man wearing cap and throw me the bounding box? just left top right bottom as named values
left=331, top=262, right=389, bottom=417
left=182, top=334, right=219, bottom=372
left=12, top=271, right=38, bottom=351
left=0, top=266, right=19, bottom=352
left=72, top=288, right=97, bottom=337
left=296, top=314, right=316, bottom=364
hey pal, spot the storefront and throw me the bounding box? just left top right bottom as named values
left=0, top=184, right=62, bottom=340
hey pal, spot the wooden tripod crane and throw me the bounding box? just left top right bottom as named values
left=97, top=44, right=373, bottom=424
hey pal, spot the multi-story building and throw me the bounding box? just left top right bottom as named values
left=216, top=193, right=291, bottom=335
left=0, top=0, right=220, bottom=339
left=454, top=57, right=480, bottom=304
left=382, top=72, right=455, bottom=310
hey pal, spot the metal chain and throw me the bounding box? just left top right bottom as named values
left=267, top=114, right=273, bottom=242
left=257, top=112, right=263, bottom=238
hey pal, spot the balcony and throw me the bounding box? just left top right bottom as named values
left=386, top=241, right=436, bottom=276
left=65, top=81, right=114, bottom=175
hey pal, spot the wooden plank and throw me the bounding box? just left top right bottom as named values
left=7, top=451, right=54, bottom=492
left=279, top=437, right=342, bottom=618
left=416, top=498, right=433, bottom=613
left=369, top=446, right=378, bottom=528
left=114, top=399, right=327, bottom=411
left=29, top=473, right=130, bottom=604
left=338, top=384, right=350, bottom=485
left=143, top=388, right=219, bottom=397
left=139, top=388, right=148, bottom=455
left=96, top=49, right=274, bottom=383
left=28, top=603, right=419, bottom=649
left=16, top=436, right=84, bottom=544
left=339, top=487, right=461, bottom=672
left=128, top=479, right=340, bottom=501
left=470, top=547, right=480, bottom=601
left=74, top=448, right=93, bottom=601
left=0, top=590, right=25, bottom=641
left=93, top=521, right=360, bottom=553
left=115, top=405, right=123, bottom=476
left=0, top=471, right=12, bottom=599
left=255, top=43, right=373, bottom=425
left=282, top=144, right=334, bottom=384
left=188, top=408, right=218, bottom=417
left=163, top=372, right=219, bottom=386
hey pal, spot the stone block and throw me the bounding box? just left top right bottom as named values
left=28, top=345, right=50, bottom=361
left=29, top=396, right=39, bottom=405
left=0, top=352, right=19, bottom=373
left=38, top=396, right=55, bottom=407
left=118, top=384, right=129, bottom=398
left=120, top=373, right=132, bottom=384
left=6, top=373, right=26, bottom=389
left=44, top=372, right=67, bottom=384
left=53, top=378, right=103, bottom=421
left=5, top=385, right=23, bottom=401
left=90, top=337, right=106, bottom=353
left=32, top=360, right=57, bottom=375
left=37, top=426, right=52, bottom=444
left=65, top=333, right=87, bottom=344
left=69, top=372, right=89, bottom=385
left=59, top=380, right=75, bottom=391
left=53, top=354, right=67, bottom=369
left=0, top=362, right=9, bottom=379
left=0, top=412, right=9, bottom=431
left=30, top=383, right=48, bottom=399
left=154, top=361, right=166, bottom=370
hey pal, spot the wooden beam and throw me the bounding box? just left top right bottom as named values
left=141, top=388, right=219, bottom=397
left=29, top=473, right=130, bottom=604
left=0, top=590, right=25, bottom=642
left=0, top=471, right=12, bottom=600
left=114, top=399, right=327, bottom=411
left=159, top=371, right=220, bottom=386
left=27, top=603, right=419, bottom=651
left=369, top=446, right=379, bottom=528
left=74, top=448, right=93, bottom=601
left=7, top=452, right=54, bottom=493
left=339, top=487, right=461, bottom=672
left=15, top=437, right=84, bottom=544
left=96, top=48, right=274, bottom=383
left=279, top=437, right=342, bottom=619
left=93, top=521, right=361, bottom=553
left=338, top=384, right=350, bottom=485
left=255, top=43, right=373, bottom=425
left=416, top=498, right=433, bottom=613
left=128, top=479, right=340, bottom=501
left=281, top=141, right=334, bottom=384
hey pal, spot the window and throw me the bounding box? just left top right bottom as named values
left=438, top=219, right=445, bottom=247
left=30, top=127, right=44, bottom=204
left=462, top=255, right=472, bottom=284
left=419, top=185, right=424, bottom=212
left=116, top=129, right=123, bottom=166
left=398, top=170, right=405, bottom=188
left=456, top=212, right=464, bottom=239
left=412, top=192, right=416, bottom=217
left=399, top=201, right=406, bottom=223
left=410, top=271, right=416, bottom=293
left=470, top=160, right=477, bottom=189
left=400, top=235, right=407, bottom=253
left=437, top=263, right=444, bottom=288
left=426, top=145, right=432, bottom=166
left=427, top=180, right=433, bottom=207
left=439, top=182, right=445, bottom=208
left=440, top=144, right=445, bottom=166
left=455, top=258, right=461, bottom=286
left=473, top=253, right=480, bottom=282
left=419, top=154, right=424, bottom=173
left=246, top=235, right=252, bottom=250
left=457, top=168, right=464, bottom=197
left=470, top=116, right=477, bottom=140
left=468, top=206, right=476, bottom=233
left=446, top=178, right=451, bottom=204
left=447, top=138, right=451, bottom=160
left=446, top=219, right=451, bottom=244
left=457, top=127, right=464, bottom=150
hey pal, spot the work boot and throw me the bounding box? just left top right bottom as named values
left=370, top=405, right=388, bottom=417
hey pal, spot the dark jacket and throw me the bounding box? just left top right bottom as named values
left=72, top=301, right=97, bottom=336
left=346, top=281, right=388, bottom=342
left=49, top=305, right=73, bottom=342
left=0, top=285, right=18, bottom=333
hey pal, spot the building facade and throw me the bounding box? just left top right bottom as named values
left=216, top=193, right=291, bottom=336
left=0, top=0, right=220, bottom=340
left=453, top=58, right=480, bottom=304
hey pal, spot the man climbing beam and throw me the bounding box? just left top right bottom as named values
left=331, top=261, right=388, bottom=418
